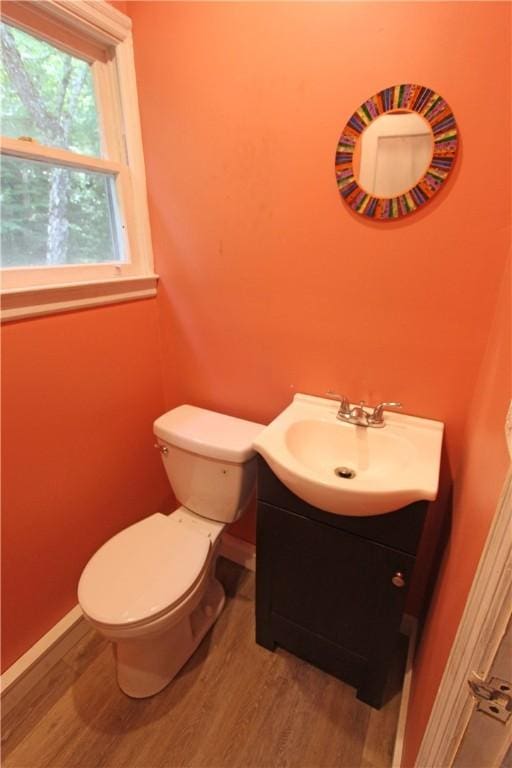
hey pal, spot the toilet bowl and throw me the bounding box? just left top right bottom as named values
left=78, top=405, right=263, bottom=698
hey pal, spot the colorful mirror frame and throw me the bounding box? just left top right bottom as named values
left=335, top=84, right=458, bottom=220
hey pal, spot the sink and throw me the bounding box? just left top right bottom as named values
left=253, top=393, right=444, bottom=516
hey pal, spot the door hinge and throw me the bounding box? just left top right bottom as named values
left=468, top=675, right=512, bottom=722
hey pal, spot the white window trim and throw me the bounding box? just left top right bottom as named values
left=0, top=0, right=158, bottom=322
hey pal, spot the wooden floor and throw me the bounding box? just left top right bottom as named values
left=2, top=559, right=406, bottom=768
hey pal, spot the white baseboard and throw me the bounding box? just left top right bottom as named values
left=1, top=536, right=255, bottom=716
left=1, top=606, right=89, bottom=716
left=2, top=537, right=410, bottom=757
left=392, top=613, right=419, bottom=768
left=220, top=532, right=256, bottom=572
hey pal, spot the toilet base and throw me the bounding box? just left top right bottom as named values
left=115, top=577, right=226, bottom=698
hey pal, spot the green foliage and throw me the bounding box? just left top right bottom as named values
left=0, top=22, right=121, bottom=267
left=1, top=156, right=118, bottom=266
left=1, top=23, right=100, bottom=154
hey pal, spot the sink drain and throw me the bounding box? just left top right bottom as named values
left=334, top=466, right=356, bottom=480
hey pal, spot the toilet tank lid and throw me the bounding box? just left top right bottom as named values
left=153, top=405, right=265, bottom=463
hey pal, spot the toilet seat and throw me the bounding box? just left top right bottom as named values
left=78, top=512, right=215, bottom=628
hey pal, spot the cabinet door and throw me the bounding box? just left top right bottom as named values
left=258, top=502, right=413, bottom=658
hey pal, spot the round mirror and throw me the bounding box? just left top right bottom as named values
left=335, top=84, right=458, bottom=220
left=355, top=112, right=433, bottom=198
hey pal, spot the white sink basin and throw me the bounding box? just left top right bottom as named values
left=253, top=393, right=443, bottom=517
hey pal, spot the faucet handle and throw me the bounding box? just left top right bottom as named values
left=370, top=401, right=402, bottom=425
left=325, top=391, right=351, bottom=414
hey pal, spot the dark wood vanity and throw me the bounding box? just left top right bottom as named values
left=255, top=456, right=428, bottom=708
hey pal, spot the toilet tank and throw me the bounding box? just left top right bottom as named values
left=153, top=406, right=265, bottom=524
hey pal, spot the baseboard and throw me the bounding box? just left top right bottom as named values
left=392, top=614, right=418, bottom=768
left=1, top=536, right=256, bottom=716
left=219, top=532, right=256, bottom=572
left=3, top=540, right=409, bottom=745
left=1, top=606, right=89, bottom=717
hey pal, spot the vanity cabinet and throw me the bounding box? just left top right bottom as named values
left=255, top=457, right=428, bottom=708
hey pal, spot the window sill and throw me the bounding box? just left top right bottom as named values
left=1, top=274, right=159, bottom=322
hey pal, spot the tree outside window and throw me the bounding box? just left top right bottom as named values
left=1, top=22, right=122, bottom=269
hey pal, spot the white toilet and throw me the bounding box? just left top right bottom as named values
left=78, top=405, right=263, bottom=698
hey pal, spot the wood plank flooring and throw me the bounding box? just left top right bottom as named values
left=2, top=559, right=406, bottom=768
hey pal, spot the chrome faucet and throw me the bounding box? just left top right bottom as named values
left=325, top=391, right=351, bottom=419
left=326, top=392, right=402, bottom=428
left=368, top=402, right=403, bottom=427
left=348, top=401, right=370, bottom=426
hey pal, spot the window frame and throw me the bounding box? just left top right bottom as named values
left=0, top=0, right=157, bottom=321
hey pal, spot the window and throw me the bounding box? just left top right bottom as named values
left=0, top=1, right=157, bottom=320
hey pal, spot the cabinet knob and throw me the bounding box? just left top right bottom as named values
left=391, top=571, right=406, bottom=588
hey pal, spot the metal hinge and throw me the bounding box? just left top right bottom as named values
left=468, top=675, right=512, bottom=722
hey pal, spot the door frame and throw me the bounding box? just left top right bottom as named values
left=416, top=468, right=512, bottom=766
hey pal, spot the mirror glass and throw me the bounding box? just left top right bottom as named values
left=335, top=84, right=458, bottom=220
left=355, top=112, right=433, bottom=198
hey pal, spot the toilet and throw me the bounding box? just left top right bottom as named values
left=78, top=405, right=264, bottom=698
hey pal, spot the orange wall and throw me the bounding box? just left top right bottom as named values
left=109, top=0, right=127, bottom=12
left=127, top=1, right=510, bottom=761
left=128, top=0, right=510, bottom=535
left=1, top=300, right=171, bottom=671
left=2, top=7, right=509, bottom=766
left=403, top=257, right=511, bottom=764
